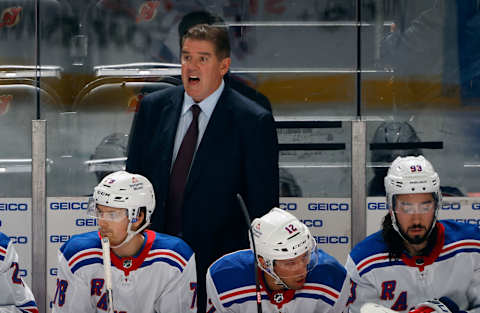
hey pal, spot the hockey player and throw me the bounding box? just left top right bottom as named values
left=346, top=155, right=480, bottom=313
left=51, top=171, right=197, bottom=313
left=0, top=232, right=38, bottom=313
left=206, top=207, right=350, bottom=313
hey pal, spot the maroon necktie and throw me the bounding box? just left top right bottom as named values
left=165, top=104, right=201, bottom=235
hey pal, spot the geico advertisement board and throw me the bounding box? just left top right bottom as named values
left=366, top=197, right=480, bottom=236
left=280, top=197, right=351, bottom=264
left=47, top=197, right=96, bottom=311
left=0, top=198, right=32, bottom=287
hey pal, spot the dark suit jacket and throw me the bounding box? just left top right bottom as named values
left=126, top=83, right=279, bottom=307
left=224, top=72, right=272, bottom=112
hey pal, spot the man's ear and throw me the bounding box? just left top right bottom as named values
left=132, top=210, right=145, bottom=230
left=220, top=57, right=231, bottom=76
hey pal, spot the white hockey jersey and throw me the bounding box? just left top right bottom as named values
left=206, top=249, right=350, bottom=313
left=51, top=230, right=197, bottom=313
left=346, top=220, right=480, bottom=313
left=0, top=232, right=38, bottom=313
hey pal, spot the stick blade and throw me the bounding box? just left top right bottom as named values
left=361, top=303, right=398, bottom=313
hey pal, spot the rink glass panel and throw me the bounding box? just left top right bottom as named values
left=0, top=0, right=479, bottom=312
left=361, top=0, right=480, bottom=196
left=0, top=0, right=38, bottom=290
left=38, top=2, right=357, bottom=310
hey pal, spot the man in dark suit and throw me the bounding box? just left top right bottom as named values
left=126, top=24, right=279, bottom=312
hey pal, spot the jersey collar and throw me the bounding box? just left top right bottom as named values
left=109, top=230, right=155, bottom=276
left=259, top=268, right=295, bottom=309
left=401, top=222, right=445, bottom=271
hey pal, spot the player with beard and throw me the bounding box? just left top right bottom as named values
left=206, top=208, right=350, bottom=313
left=346, top=156, right=480, bottom=313
left=52, top=171, right=197, bottom=313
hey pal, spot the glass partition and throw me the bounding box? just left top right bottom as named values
left=37, top=2, right=355, bottom=309
left=6, top=0, right=479, bottom=311
left=363, top=0, right=480, bottom=237
left=363, top=0, right=480, bottom=193
left=0, top=0, right=37, bottom=294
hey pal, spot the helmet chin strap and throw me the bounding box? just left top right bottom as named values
left=266, top=267, right=290, bottom=290
left=259, top=238, right=316, bottom=290
left=110, top=221, right=150, bottom=249
left=258, top=259, right=290, bottom=289
left=390, top=209, right=438, bottom=245
left=390, top=210, right=409, bottom=243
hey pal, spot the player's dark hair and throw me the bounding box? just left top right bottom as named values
left=136, top=207, right=148, bottom=231
left=181, top=24, right=231, bottom=59
left=382, top=213, right=438, bottom=260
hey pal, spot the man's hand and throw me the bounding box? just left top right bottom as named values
left=411, top=297, right=466, bottom=313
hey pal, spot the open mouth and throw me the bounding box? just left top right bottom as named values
left=188, top=75, right=200, bottom=83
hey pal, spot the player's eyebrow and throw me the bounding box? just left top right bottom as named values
left=97, top=206, right=118, bottom=213
left=399, top=200, right=433, bottom=205
left=181, top=49, right=212, bottom=56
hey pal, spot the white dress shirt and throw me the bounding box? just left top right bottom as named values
left=171, top=80, right=225, bottom=168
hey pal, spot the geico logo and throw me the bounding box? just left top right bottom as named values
left=19, top=269, right=27, bottom=277
left=455, top=218, right=480, bottom=227
left=300, top=219, right=323, bottom=227
left=50, top=235, right=71, bottom=243
left=367, top=202, right=387, bottom=210
left=0, top=203, right=28, bottom=211
left=50, top=202, right=88, bottom=210
left=442, top=203, right=461, bottom=210
left=50, top=268, right=58, bottom=276
left=279, top=203, right=297, bottom=211
left=308, top=203, right=349, bottom=211
left=472, top=203, right=480, bottom=210
left=8, top=236, right=28, bottom=244
left=314, top=235, right=349, bottom=244
left=75, top=218, right=98, bottom=227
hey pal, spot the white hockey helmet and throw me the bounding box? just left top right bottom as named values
left=250, top=208, right=318, bottom=287
left=88, top=171, right=155, bottom=247
left=384, top=155, right=441, bottom=238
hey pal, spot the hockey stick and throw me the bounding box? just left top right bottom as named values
left=101, top=237, right=115, bottom=313
left=236, top=194, right=263, bottom=313
left=361, top=303, right=399, bottom=313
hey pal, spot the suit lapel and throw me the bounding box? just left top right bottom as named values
left=151, top=88, right=184, bottom=186
left=184, top=88, right=232, bottom=194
